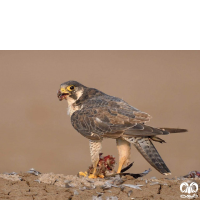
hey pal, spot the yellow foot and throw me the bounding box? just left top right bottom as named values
left=88, top=174, right=98, bottom=179
left=98, top=174, right=104, bottom=178
left=79, top=171, right=88, bottom=177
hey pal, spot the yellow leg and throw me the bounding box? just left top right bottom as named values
left=117, top=157, right=126, bottom=173
left=116, top=138, right=131, bottom=174
left=88, top=160, right=98, bottom=179
left=89, top=140, right=102, bottom=179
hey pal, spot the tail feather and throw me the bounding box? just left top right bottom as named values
left=159, top=128, right=188, bottom=134
left=124, top=137, right=171, bottom=175
left=124, top=126, right=187, bottom=137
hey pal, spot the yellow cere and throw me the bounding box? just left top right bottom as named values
left=60, top=87, right=67, bottom=93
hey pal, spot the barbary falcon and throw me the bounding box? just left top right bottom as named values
left=57, top=80, right=187, bottom=178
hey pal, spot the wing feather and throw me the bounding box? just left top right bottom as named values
left=71, top=95, right=154, bottom=140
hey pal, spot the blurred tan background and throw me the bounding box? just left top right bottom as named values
left=0, top=51, right=199, bottom=178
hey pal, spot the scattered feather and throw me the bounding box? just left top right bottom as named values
left=122, top=184, right=143, bottom=190
left=118, top=168, right=151, bottom=179
left=183, top=171, right=200, bottom=178
left=150, top=182, right=159, bottom=186
left=27, top=168, right=41, bottom=176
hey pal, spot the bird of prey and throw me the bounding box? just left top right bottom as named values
left=57, top=80, right=187, bottom=178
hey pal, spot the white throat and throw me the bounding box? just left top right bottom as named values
left=67, top=90, right=83, bottom=116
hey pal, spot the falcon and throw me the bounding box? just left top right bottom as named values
left=57, top=80, right=187, bottom=178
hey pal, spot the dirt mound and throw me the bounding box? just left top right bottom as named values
left=0, top=171, right=199, bottom=200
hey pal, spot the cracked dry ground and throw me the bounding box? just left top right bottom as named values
left=0, top=173, right=200, bottom=200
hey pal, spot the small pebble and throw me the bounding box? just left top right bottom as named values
left=74, top=190, right=79, bottom=195
left=64, top=180, right=72, bottom=184
left=96, top=192, right=104, bottom=195
left=79, top=186, right=87, bottom=191
left=127, top=190, right=133, bottom=197
left=9, top=172, right=17, bottom=175
left=34, top=179, right=41, bottom=183
left=87, top=179, right=94, bottom=183
left=65, top=184, right=71, bottom=188
left=106, top=197, right=118, bottom=200
left=92, top=196, right=103, bottom=200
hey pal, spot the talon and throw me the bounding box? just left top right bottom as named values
left=88, top=174, right=97, bottom=179
left=79, top=171, right=88, bottom=177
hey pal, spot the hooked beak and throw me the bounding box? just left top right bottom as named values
left=57, top=87, right=70, bottom=101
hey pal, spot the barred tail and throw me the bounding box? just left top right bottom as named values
left=126, top=137, right=171, bottom=175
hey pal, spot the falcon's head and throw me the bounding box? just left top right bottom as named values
left=57, top=80, right=86, bottom=101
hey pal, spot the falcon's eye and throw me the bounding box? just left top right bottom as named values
left=67, top=85, right=75, bottom=91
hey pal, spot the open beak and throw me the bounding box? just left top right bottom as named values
left=57, top=88, right=69, bottom=101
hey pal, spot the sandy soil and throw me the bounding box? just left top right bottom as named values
left=0, top=170, right=199, bottom=200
